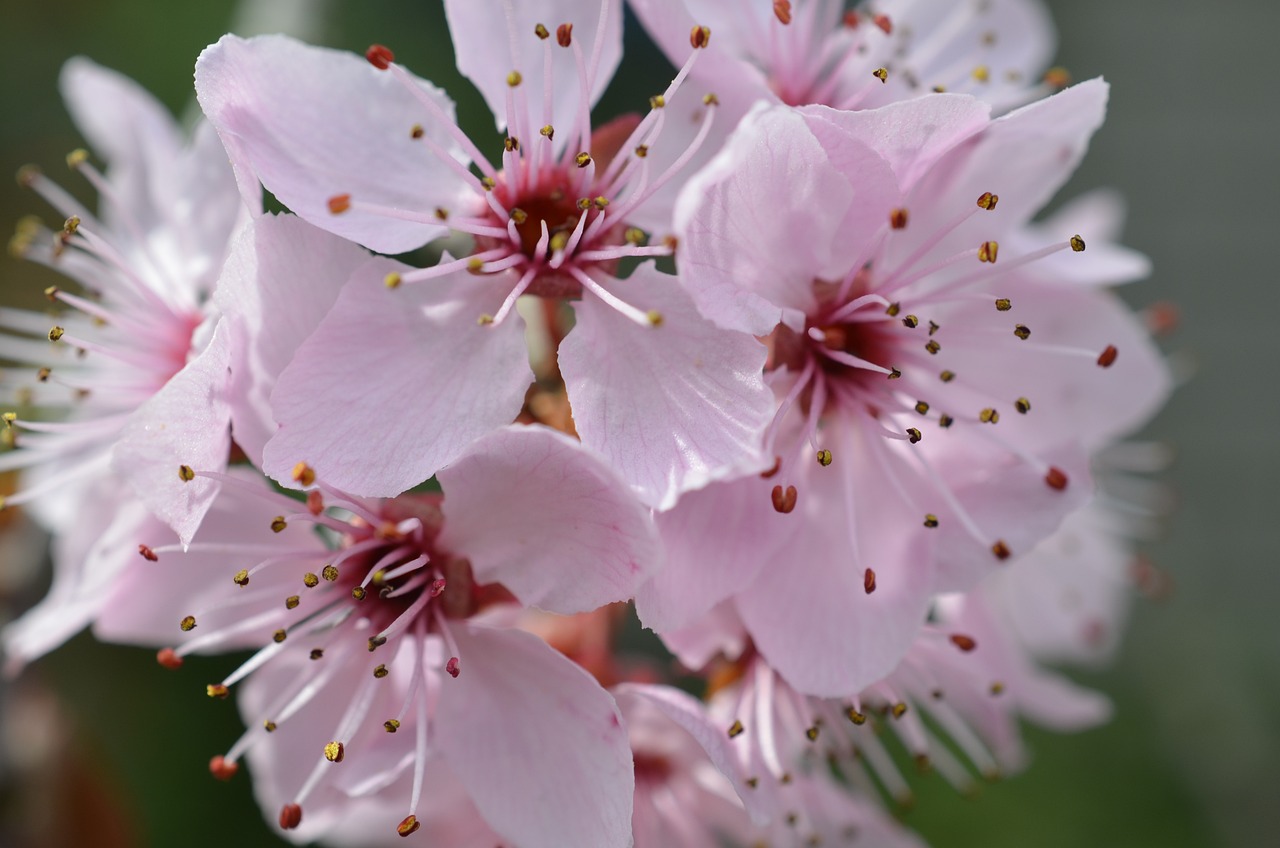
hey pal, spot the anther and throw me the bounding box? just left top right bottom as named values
left=1071, top=234, right=1087, bottom=252
left=62, top=216, right=80, bottom=235
left=16, top=164, right=41, bottom=188
left=929, top=320, right=940, bottom=336
left=906, top=428, right=922, bottom=444
left=310, top=649, right=324, bottom=660
left=914, top=401, right=929, bottom=415
left=324, top=741, right=344, bottom=763
left=156, top=648, right=183, bottom=670
left=366, top=44, right=395, bottom=69
left=624, top=227, right=646, bottom=245
left=410, top=125, right=424, bottom=139
left=990, top=682, right=1006, bottom=696
left=209, top=756, right=239, bottom=781
left=480, top=177, right=496, bottom=191
left=138, top=544, right=159, bottom=562
left=36, top=367, right=50, bottom=382
left=646, top=310, right=664, bottom=327
left=649, top=94, right=666, bottom=109
left=233, top=569, right=249, bottom=586
left=863, top=568, right=877, bottom=594
left=291, top=462, right=316, bottom=487
left=1045, top=466, right=1069, bottom=490
left=923, top=514, right=939, bottom=528
left=925, top=340, right=941, bottom=355
left=180, top=616, right=197, bottom=632
left=351, top=586, right=367, bottom=601
left=322, top=565, right=339, bottom=582
left=888, top=368, right=902, bottom=380
left=556, top=23, right=573, bottom=47
left=979, top=408, right=999, bottom=424
left=207, top=684, right=229, bottom=699
left=446, top=657, right=461, bottom=678
left=373, top=664, right=389, bottom=679
left=1044, top=67, right=1072, bottom=88
left=48, top=326, right=65, bottom=342
left=327, top=194, right=351, bottom=215
left=816, top=449, right=833, bottom=467
left=885, top=302, right=901, bottom=316
left=761, top=456, right=782, bottom=479
left=891, top=703, right=908, bottom=719
left=1097, top=345, right=1118, bottom=368
left=978, top=241, right=999, bottom=263
left=301, top=572, right=319, bottom=589
left=398, top=816, right=421, bottom=838
left=995, top=298, right=1012, bottom=311
left=950, top=634, right=978, bottom=652
left=1015, top=397, right=1031, bottom=414
left=1013, top=324, right=1030, bottom=340
left=976, top=192, right=999, bottom=211
left=270, top=516, right=288, bottom=533
left=434, top=207, right=449, bottom=220
left=280, top=803, right=303, bottom=830
left=43, top=285, right=60, bottom=302
left=843, top=11, right=860, bottom=27
left=384, top=719, right=401, bottom=733
left=940, top=370, right=955, bottom=382
left=991, top=540, right=1011, bottom=560
left=690, top=25, right=711, bottom=48
left=384, top=272, right=402, bottom=289
left=66, top=148, right=89, bottom=169
left=890, top=208, right=909, bottom=229
left=503, top=136, right=520, bottom=153
left=634, top=144, right=649, bottom=158
left=264, top=720, right=277, bottom=732
left=805, top=725, right=820, bottom=742
left=847, top=707, right=867, bottom=725
left=972, top=65, right=991, bottom=83
left=938, top=414, right=954, bottom=428
left=873, top=13, right=893, bottom=34
left=902, top=314, right=919, bottom=329
left=368, top=635, right=387, bottom=652
left=872, top=67, right=889, bottom=84
left=272, top=629, right=287, bottom=643
left=773, top=0, right=793, bottom=25
left=506, top=70, right=522, bottom=87
left=728, top=719, right=745, bottom=738
left=176, top=465, right=195, bottom=483
left=703, top=93, right=719, bottom=106
left=771, top=484, right=798, bottom=514
left=285, top=596, right=300, bottom=610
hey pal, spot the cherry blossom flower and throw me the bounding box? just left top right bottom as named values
left=636, top=83, right=1170, bottom=696
left=1, top=59, right=243, bottom=543
left=118, top=426, right=657, bottom=846
left=194, top=0, right=773, bottom=509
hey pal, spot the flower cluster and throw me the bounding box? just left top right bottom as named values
left=2, top=1, right=1172, bottom=845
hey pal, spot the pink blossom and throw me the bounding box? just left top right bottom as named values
left=636, top=83, right=1170, bottom=696
left=0, top=58, right=243, bottom=545
left=194, top=2, right=773, bottom=508
left=109, top=426, right=658, bottom=845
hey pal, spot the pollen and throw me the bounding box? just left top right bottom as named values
left=649, top=94, right=666, bottom=109
left=885, top=302, right=901, bottom=316
left=535, top=23, right=550, bottom=39
left=940, top=370, right=956, bottom=382
left=365, top=44, right=395, bottom=69
left=728, top=719, right=745, bottom=738
left=264, top=720, right=277, bottom=732
left=925, top=339, right=941, bottom=355
left=873, top=67, right=889, bottom=84
left=863, top=568, right=877, bottom=594
left=180, top=615, right=197, bottom=632
left=65, top=148, right=89, bottom=169
left=504, top=136, right=519, bottom=152
left=327, top=194, right=351, bottom=215
left=62, top=216, right=80, bottom=235
left=322, top=565, right=339, bottom=582
left=939, top=414, right=954, bottom=428
left=410, top=125, right=424, bottom=139
left=891, top=702, right=908, bottom=719
left=972, top=65, right=991, bottom=83
left=303, top=572, right=319, bottom=588
left=324, top=741, right=344, bottom=763
left=690, top=25, right=712, bottom=49
left=539, top=125, right=555, bottom=141
left=352, top=586, right=367, bottom=601
left=291, top=461, right=316, bottom=487
left=805, top=725, right=820, bottom=741
left=646, top=310, right=664, bottom=327
left=1071, top=234, right=1087, bottom=252
left=978, top=241, right=999, bottom=263
left=368, top=635, right=387, bottom=652
left=816, top=449, right=833, bottom=467
left=976, top=192, right=999, bottom=211
left=398, top=816, right=421, bottom=838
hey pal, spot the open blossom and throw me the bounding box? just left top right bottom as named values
left=636, top=83, right=1170, bottom=696
left=96, top=425, right=659, bottom=845
left=0, top=58, right=243, bottom=541
left=193, top=0, right=773, bottom=509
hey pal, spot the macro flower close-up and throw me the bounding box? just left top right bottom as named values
left=0, top=1, right=1273, bottom=847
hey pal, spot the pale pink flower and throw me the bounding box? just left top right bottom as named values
left=637, top=83, right=1171, bottom=695
left=1, top=58, right=243, bottom=546
left=116, top=425, right=658, bottom=846
left=194, top=1, right=773, bottom=509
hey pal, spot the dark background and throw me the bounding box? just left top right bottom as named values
left=0, top=1, right=1275, bottom=845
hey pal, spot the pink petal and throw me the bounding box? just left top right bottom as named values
left=262, top=264, right=534, bottom=496
left=442, top=0, right=622, bottom=145
left=636, top=474, right=793, bottom=632
left=559, top=266, right=774, bottom=509
left=111, top=319, right=233, bottom=548
left=676, top=104, right=899, bottom=336
left=195, top=34, right=472, bottom=254
left=436, top=426, right=661, bottom=614
left=657, top=600, right=750, bottom=671
left=213, top=214, right=374, bottom=465
left=436, top=625, right=634, bottom=848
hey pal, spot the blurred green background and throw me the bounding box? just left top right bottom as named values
left=0, top=0, right=1275, bottom=846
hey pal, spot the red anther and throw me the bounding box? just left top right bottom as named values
left=365, top=44, right=395, bottom=70
left=843, top=11, right=860, bottom=27
left=863, top=568, right=877, bottom=594
left=446, top=657, right=461, bottom=678
left=991, top=540, right=1011, bottom=560
left=138, top=544, right=159, bottom=561
left=760, top=455, right=782, bottom=479
left=327, top=194, right=352, bottom=215
left=1044, top=466, right=1069, bottom=491
left=690, top=25, right=711, bottom=49
left=949, top=634, right=977, bottom=652
left=890, top=208, right=909, bottom=229
left=773, top=0, right=792, bottom=25
left=397, top=815, right=421, bottom=837
left=279, top=803, right=303, bottom=830
left=209, top=755, right=239, bottom=781
left=156, top=648, right=183, bottom=670
left=306, top=489, right=324, bottom=516
left=873, top=13, right=893, bottom=34
left=429, top=578, right=447, bottom=597
left=1097, top=345, right=1118, bottom=368
left=770, top=484, right=797, bottom=514
left=1145, top=301, right=1180, bottom=337
left=556, top=23, right=573, bottom=47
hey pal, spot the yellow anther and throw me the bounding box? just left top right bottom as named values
left=575, top=152, right=592, bottom=168
left=467, top=257, right=485, bottom=273
left=576, top=197, right=593, bottom=211
left=540, top=124, right=555, bottom=140
left=549, top=231, right=570, bottom=252
left=805, top=725, right=820, bottom=742
left=990, top=682, right=1006, bottom=696
left=351, top=586, right=367, bottom=601
left=703, top=92, right=720, bottom=106
left=510, top=208, right=528, bottom=225
left=624, top=227, right=646, bottom=245
left=914, top=401, right=930, bottom=415
left=324, top=741, right=345, bottom=763
left=303, top=572, right=319, bottom=588
left=994, top=297, right=1012, bottom=311
left=384, top=272, right=402, bottom=289
left=322, top=565, right=339, bottom=582
left=979, top=408, right=1000, bottom=424
left=233, top=569, right=249, bottom=586
left=1014, top=324, right=1031, bottom=340
left=264, top=720, right=277, bottom=732
left=646, top=310, right=664, bottom=327
left=887, top=368, right=902, bottom=380
left=506, top=70, right=522, bottom=87
left=976, top=192, right=999, bottom=210
left=48, top=326, right=65, bottom=342
left=285, top=595, right=300, bottom=610
left=16, top=164, right=41, bottom=187
left=728, top=719, right=745, bottom=738
left=66, top=148, right=90, bottom=169
left=846, top=707, right=867, bottom=725
left=593, top=196, right=609, bottom=209
left=410, top=124, right=424, bottom=139
left=906, top=428, right=923, bottom=444
left=180, top=615, right=197, bottom=632
left=535, top=23, right=550, bottom=39
left=272, top=629, right=287, bottom=643
left=504, top=136, right=520, bottom=152
left=480, top=177, right=496, bottom=191
left=972, top=64, right=990, bottom=82
left=816, top=449, right=833, bottom=467
left=1071, top=234, right=1086, bottom=252
left=270, top=516, right=288, bottom=533
left=291, top=462, right=316, bottom=487
left=434, top=207, right=449, bottom=220
left=634, top=144, right=649, bottom=158
left=939, top=414, right=954, bottom=428
left=373, top=664, right=389, bottom=679
left=649, top=94, right=666, bottom=109
left=872, top=67, right=889, bottom=84
left=978, top=241, right=999, bottom=263
left=885, top=302, right=901, bottom=317
left=690, top=25, right=712, bottom=48
left=901, top=314, right=919, bottom=329
left=928, top=320, right=940, bottom=336
left=398, top=816, right=421, bottom=837
left=923, top=514, right=939, bottom=528
left=940, top=370, right=955, bottom=382
left=384, top=719, right=401, bottom=733
left=925, top=339, right=941, bottom=355
left=891, top=703, right=908, bottom=719
left=1015, top=397, right=1031, bottom=414
left=62, top=216, right=80, bottom=235
left=207, top=684, right=229, bottom=699
left=1, top=412, right=14, bottom=426
left=476, top=314, right=494, bottom=326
